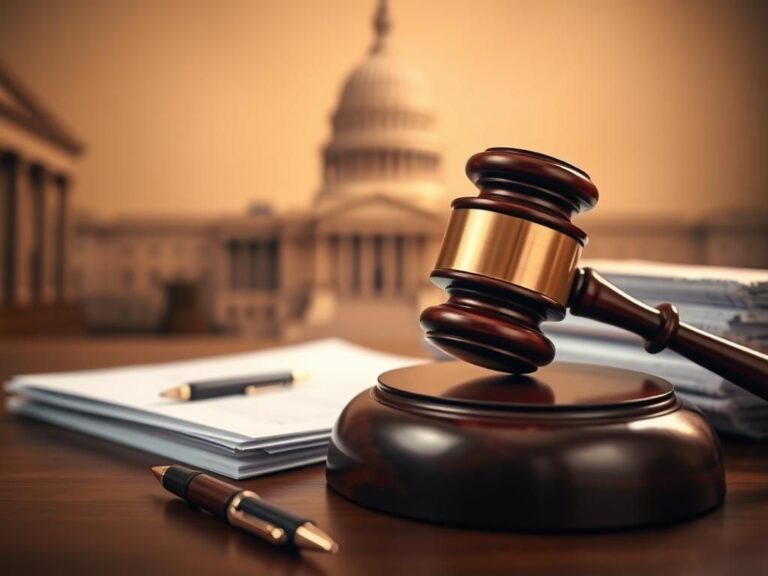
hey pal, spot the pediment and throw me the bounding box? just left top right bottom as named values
left=316, top=194, right=445, bottom=234
left=0, top=61, right=83, bottom=155
left=0, top=82, right=28, bottom=119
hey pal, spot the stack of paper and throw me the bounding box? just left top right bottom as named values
left=545, top=260, right=768, bottom=438
left=5, top=339, right=423, bottom=478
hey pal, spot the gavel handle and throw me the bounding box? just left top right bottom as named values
left=569, top=267, right=768, bottom=401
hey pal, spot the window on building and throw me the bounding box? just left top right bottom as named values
left=267, top=239, right=280, bottom=292
left=228, top=241, right=240, bottom=290
left=249, top=241, right=261, bottom=291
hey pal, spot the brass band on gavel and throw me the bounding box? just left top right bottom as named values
left=433, top=208, right=582, bottom=307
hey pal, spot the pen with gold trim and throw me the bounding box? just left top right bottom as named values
left=159, top=369, right=308, bottom=401
left=152, top=465, right=338, bottom=553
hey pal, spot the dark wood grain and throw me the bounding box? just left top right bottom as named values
left=1, top=337, right=767, bottom=576
left=328, top=362, right=725, bottom=531
left=421, top=271, right=559, bottom=373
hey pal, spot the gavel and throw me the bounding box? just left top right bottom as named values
left=420, top=147, right=768, bottom=401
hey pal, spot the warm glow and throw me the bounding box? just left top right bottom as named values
left=1, top=0, right=766, bottom=220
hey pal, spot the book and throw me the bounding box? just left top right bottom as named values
left=4, top=339, right=424, bottom=479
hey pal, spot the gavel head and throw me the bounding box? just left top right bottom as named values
left=420, top=148, right=599, bottom=374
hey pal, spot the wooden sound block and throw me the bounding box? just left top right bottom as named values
left=326, top=362, right=725, bottom=531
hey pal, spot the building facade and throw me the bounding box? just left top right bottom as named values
left=72, top=1, right=447, bottom=343
left=0, top=61, right=83, bottom=333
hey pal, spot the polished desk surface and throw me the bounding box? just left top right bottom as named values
left=0, top=337, right=766, bottom=576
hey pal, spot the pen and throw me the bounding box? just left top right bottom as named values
left=159, top=369, right=308, bottom=401
left=152, top=465, right=338, bottom=553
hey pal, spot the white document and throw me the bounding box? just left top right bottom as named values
left=5, top=339, right=425, bottom=477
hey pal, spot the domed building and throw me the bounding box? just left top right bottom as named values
left=302, top=0, right=447, bottom=341
left=315, top=0, right=444, bottom=212
left=67, top=0, right=768, bottom=340
left=70, top=0, right=448, bottom=346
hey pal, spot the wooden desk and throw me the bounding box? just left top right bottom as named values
left=0, top=338, right=766, bottom=576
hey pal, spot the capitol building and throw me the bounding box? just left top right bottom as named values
left=72, top=1, right=450, bottom=341
left=3, top=0, right=762, bottom=338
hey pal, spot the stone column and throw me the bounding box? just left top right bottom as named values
left=350, top=235, right=362, bottom=295
left=383, top=235, right=398, bottom=297
left=53, top=174, right=69, bottom=303
left=361, top=236, right=374, bottom=297
left=29, top=165, right=45, bottom=304
left=406, top=235, right=428, bottom=294
left=313, top=234, right=332, bottom=292
left=337, top=235, right=351, bottom=296
left=0, top=152, right=16, bottom=306
left=43, top=171, right=59, bottom=303
left=14, top=156, right=34, bottom=306
left=329, top=235, right=340, bottom=292
left=393, top=235, right=408, bottom=296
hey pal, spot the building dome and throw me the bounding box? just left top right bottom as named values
left=315, top=0, right=444, bottom=211
left=338, top=52, right=432, bottom=113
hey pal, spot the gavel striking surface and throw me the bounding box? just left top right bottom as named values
left=327, top=361, right=725, bottom=531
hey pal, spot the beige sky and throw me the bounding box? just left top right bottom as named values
left=1, top=0, right=766, bottom=220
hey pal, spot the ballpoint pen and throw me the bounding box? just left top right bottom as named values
left=159, top=369, right=308, bottom=401
left=152, top=464, right=338, bottom=553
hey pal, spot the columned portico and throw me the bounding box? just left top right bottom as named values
left=0, top=150, right=74, bottom=309
left=0, top=61, right=83, bottom=321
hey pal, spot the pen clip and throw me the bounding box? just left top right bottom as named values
left=227, top=490, right=287, bottom=544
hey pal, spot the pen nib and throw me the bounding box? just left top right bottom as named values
left=160, top=387, right=181, bottom=400
left=151, top=465, right=170, bottom=483
left=159, top=384, right=191, bottom=401
left=294, top=523, right=339, bottom=554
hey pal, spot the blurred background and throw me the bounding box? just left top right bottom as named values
left=1, top=0, right=766, bottom=345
